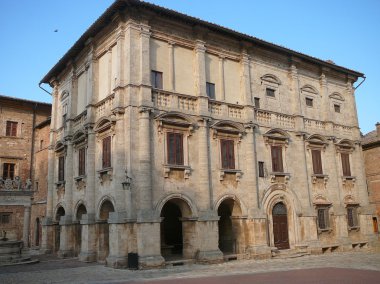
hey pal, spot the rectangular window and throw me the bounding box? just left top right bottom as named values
left=35, top=181, right=39, bottom=191
left=58, top=156, right=65, bottom=182
left=258, top=161, right=265, bottom=177
left=102, top=136, right=111, bottom=168
left=317, top=207, right=330, bottom=230
left=254, top=97, right=260, bottom=108
left=334, top=104, right=341, bottom=113
left=347, top=206, right=358, bottom=228
left=311, top=149, right=323, bottom=174
left=6, top=121, right=18, bottom=136
left=78, top=147, right=86, bottom=176
left=2, top=163, right=15, bottom=180
left=266, top=88, right=275, bottom=97
left=221, top=139, right=235, bottom=169
left=271, top=146, right=283, bottom=172
left=341, top=153, right=351, bottom=176
left=206, top=82, right=216, bottom=99
left=40, top=140, right=44, bottom=150
left=151, top=70, right=163, bottom=89
left=306, top=97, right=313, bottom=107
left=167, top=132, right=184, bottom=165
left=0, top=213, right=11, bottom=224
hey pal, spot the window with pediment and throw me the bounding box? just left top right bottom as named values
left=211, top=121, right=245, bottom=182
left=301, top=85, right=319, bottom=110
left=157, top=112, right=196, bottom=179
left=261, top=74, right=281, bottom=99
left=264, top=129, right=290, bottom=182
left=72, top=130, right=87, bottom=184
left=335, top=139, right=355, bottom=181
left=306, top=135, right=329, bottom=182
left=54, top=141, right=66, bottom=186
left=94, top=118, right=116, bottom=183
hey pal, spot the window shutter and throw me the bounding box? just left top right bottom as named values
left=221, top=139, right=235, bottom=169
left=58, top=156, right=65, bottom=181
left=312, top=149, right=323, bottom=174
left=258, top=161, right=265, bottom=177
left=167, top=133, right=184, bottom=165
left=271, top=146, right=283, bottom=172
left=341, top=153, right=351, bottom=176
left=103, top=137, right=111, bottom=168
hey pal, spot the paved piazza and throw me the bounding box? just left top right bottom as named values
left=1, top=252, right=380, bottom=283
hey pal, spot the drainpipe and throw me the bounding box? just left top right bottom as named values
left=354, top=76, right=366, bottom=90
left=39, top=82, right=53, bottom=96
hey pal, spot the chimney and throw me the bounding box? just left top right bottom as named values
left=376, top=122, right=380, bottom=137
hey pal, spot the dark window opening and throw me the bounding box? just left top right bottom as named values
left=167, top=132, right=184, bottom=165
left=347, top=206, right=358, bottom=228
left=334, top=104, right=341, bottom=113
left=306, top=97, right=313, bottom=107
left=266, top=88, right=275, bottom=97
left=221, top=139, right=235, bottom=169
left=151, top=70, right=163, bottom=89
left=254, top=97, right=260, bottom=108
left=0, top=213, right=11, bottom=224
left=258, top=161, right=265, bottom=177
left=206, top=82, right=216, bottom=99
left=2, top=163, right=15, bottom=180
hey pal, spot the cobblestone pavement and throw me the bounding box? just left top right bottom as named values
left=1, top=251, right=380, bottom=284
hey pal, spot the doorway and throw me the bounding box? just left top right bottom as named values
left=161, top=201, right=183, bottom=259
left=272, top=202, right=289, bottom=250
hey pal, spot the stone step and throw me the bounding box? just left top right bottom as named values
left=271, top=249, right=310, bottom=259
left=165, top=258, right=195, bottom=267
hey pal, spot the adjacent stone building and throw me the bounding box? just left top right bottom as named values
left=39, top=0, right=376, bottom=269
left=362, top=123, right=380, bottom=234
left=0, top=95, right=51, bottom=246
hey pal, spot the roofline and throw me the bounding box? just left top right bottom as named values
left=0, top=94, right=51, bottom=107
left=40, top=0, right=364, bottom=84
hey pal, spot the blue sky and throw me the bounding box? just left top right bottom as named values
left=0, top=0, right=378, bottom=134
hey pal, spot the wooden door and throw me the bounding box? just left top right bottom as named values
left=273, top=203, right=290, bottom=250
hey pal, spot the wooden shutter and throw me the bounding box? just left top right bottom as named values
left=58, top=156, right=65, bottom=181
left=221, top=139, right=235, bottom=169
left=102, top=136, right=111, bottom=168
left=341, top=153, right=351, bottom=176
left=311, top=149, right=323, bottom=174
left=271, top=146, right=283, bottom=172
left=78, top=148, right=86, bottom=176
left=6, top=121, right=17, bottom=136
left=167, top=133, right=183, bottom=165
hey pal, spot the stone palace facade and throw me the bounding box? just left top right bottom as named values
left=39, top=0, right=376, bottom=268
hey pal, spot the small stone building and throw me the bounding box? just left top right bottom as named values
left=39, top=0, right=375, bottom=269
left=362, top=123, right=380, bottom=234
left=0, top=95, right=51, bottom=246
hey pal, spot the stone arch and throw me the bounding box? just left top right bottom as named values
left=158, top=195, right=197, bottom=259
left=54, top=140, right=65, bottom=152
left=156, top=111, right=198, bottom=126
left=214, top=194, right=248, bottom=216
left=54, top=204, right=66, bottom=222
left=261, top=74, right=282, bottom=85
left=97, top=196, right=115, bottom=221
left=72, top=129, right=87, bottom=144
left=329, top=92, right=345, bottom=101
left=61, top=90, right=69, bottom=101
left=307, top=134, right=328, bottom=144
left=262, top=184, right=301, bottom=249
left=215, top=195, right=247, bottom=254
left=265, top=128, right=290, bottom=139
left=155, top=193, right=197, bottom=218
left=74, top=201, right=87, bottom=221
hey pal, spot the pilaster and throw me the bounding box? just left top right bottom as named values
left=218, top=55, right=225, bottom=101
left=198, top=118, right=212, bottom=210
left=168, top=41, right=175, bottom=92
left=240, top=53, right=252, bottom=105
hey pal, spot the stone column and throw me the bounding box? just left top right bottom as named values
left=58, top=216, right=74, bottom=258
left=198, top=118, right=212, bottom=210
left=22, top=206, right=31, bottom=246
left=218, top=56, right=225, bottom=101
left=245, top=125, right=259, bottom=209
left=196, top=215, right=223, bottom=263
left=139, top=24, right=152, bottom=106
left=241, top=53, right=252, bottom=105
left=113, top=24, right=125, bottom=110
left=168, top=41, right=175, bottom=91
left=138, top=108, right=152, bottom=213
left=106, top=215, right=130, bottom=268
left=64, top=140, right=74, bottom=218
left=194, top=40, right=208, bottom=115
left=79, top=214, right=97, bottom=262
left=320, top=72, right=330, bottom=122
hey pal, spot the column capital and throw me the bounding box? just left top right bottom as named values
left=194, top=40, right=206, bottom=52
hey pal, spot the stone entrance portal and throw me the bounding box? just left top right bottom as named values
left=74, top=204, right=87, bottom=256
left=272, top=203, right=290, bottom=250
left=54, top=206, right=65, bottom=253
left=161, top=201, right=183, bottom=258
